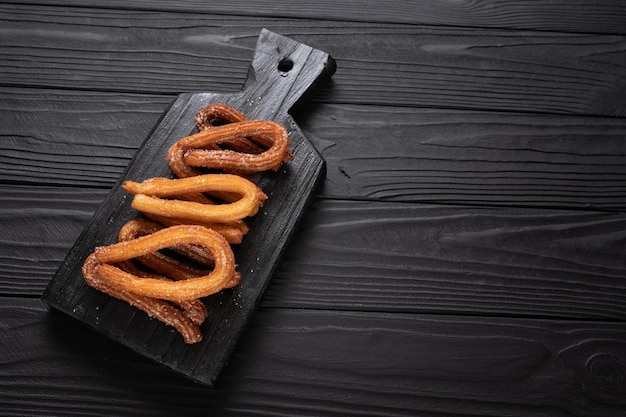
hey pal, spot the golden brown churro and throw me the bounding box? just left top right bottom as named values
left=123, top=174, right=267, bottom=223
left=168, top=106, right=292, bottom=178
left=82, top=104, right=291, bottom=343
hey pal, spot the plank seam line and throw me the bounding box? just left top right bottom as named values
left=3, top=1, right=626, bottom=37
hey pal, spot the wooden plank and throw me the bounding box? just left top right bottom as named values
left=303, top=104, right=626, bottom=209
left=2, top=5, right=626, bottom=116
left=3, top=89, right=626, bottom=209
left=2, top=298, right=626, bottom=416
left=269, top=199, right=626, bottom=319
left=0, top=88, right=170, bottom=186
left=4, top=187, right=626, bottom=321
left=0, top=185, right=106, bottom=295
left=19, top=0, right=626, bottom=35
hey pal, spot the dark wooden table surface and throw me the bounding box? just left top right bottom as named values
left=2, top=1, right=626, bottom=416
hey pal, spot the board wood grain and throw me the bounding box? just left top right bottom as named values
left=2, top=4, right=626, bottom=116
left=0, top=185, right=107, bottom=295
left=6, top=187, right=626, bottom=322
left=2, top=298, right=626, bottom=416
left=3, top=90, right=626, bottom=210
left=302, top=104, right=626, bottom=209
left=21, top=0, right=626, bottom=35
left=270, top=199, right=626, bottom=319
left=0, top=87, right=169, bottom=186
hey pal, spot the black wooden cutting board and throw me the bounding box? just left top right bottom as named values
left=42, top=29, right=336, bottom=386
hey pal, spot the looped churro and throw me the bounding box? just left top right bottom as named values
left=194, top=104, right=269, bottom=155
left=195, top=102, right=247, bottom=131
left=169, top=112, right=293, bottom=177
left=114, top=254, right=209, bottom=328
left=118, top=219, right=242, bottom=289
left=83, top=252, right=204, bottom=344
left=82, top=223, right=235, bottom=343
left=182, top=120, right=292, bottom=173
left=123, top=174, right=267, bottom=224
left=88, top=225, right=236, bottom=301
left=82, top=103, right=291, bottom=343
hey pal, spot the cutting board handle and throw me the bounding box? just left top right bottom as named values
left=238, top=29, right=336, bottom=120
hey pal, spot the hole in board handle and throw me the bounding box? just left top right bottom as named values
left=278, top=58, right=294, bottom=76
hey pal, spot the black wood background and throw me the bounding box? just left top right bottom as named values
left=1, top=1, right=626, bottom=416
